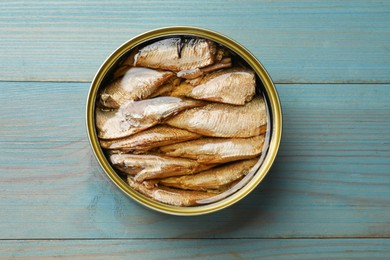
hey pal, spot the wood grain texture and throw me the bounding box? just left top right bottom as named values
left=0, top=82, right=389, bottom=239
left=1, top=239, right=389, bottom=259
left=1, top=0, right=390, bottom=256
left=0, top=0, right=389, bottom=83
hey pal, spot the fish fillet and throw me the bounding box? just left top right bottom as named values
left=149, top=77, right=181, bottom=98
left=134, top=38, right=217, bottom=71
left=172, top=68, right=256, bottom=105
left=160, top=135, right=264, bottom=164
left=110, top=154, right=215, bottom=182
left=99, top=67, right=174, bottom=108
left=166, top=96, right=267, bottom=138
left=99, top=125, right=200, bottom=152
left=127, top=177, right=217, bottom=206
left=96, top=96, right=205, bottom=140
left=160, top=158, right=259, bottom=191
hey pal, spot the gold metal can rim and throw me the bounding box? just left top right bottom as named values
left=86, top=26, right=282, bottom=216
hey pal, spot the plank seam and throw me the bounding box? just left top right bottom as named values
left=0, top=237, right=389, bottom=241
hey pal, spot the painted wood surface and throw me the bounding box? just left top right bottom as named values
left=1, top=239, right=389, bottom=259
left=0, top=0, right=389, bottom=83
left=0, top=82, right=389, bottom=240
left=0, top=0, right=389, bottom=258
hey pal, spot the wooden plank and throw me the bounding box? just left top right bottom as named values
left=0, top=239, right=389, bottom=259
left=0, top=0, right=389, bottom=83
left=1, top=82, right=389, bottom=142
left=0, top=82, right=86, bottom=142
left=0, top=82, right=389, bottom=239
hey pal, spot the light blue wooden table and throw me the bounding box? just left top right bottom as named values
left=1, top=1, right=389, bottom=258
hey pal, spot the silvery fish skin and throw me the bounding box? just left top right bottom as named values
left=133, top=38, right=217, bottom=71
left=159, top=158, right=259, bottom=191
left=160, top=135, right=264, bottom=164
left=99, top=125, right=201, bottom=152
left=172, top=68, right=256, bottom=105
left=127, top=177, right=217, bottom=207
left=110, top=154, right=215, bottom=182
left=96, top=96, right=205, bottom=140
left=100, top=67, right=174, bottom=108
left=166, top=96, right=267, bottom=138
left=176, top=57, right=232, bottom=80
left=176, top=68, right=203, bottom=80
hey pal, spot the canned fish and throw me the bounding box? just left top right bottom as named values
left=86, top=26, right=282, bottom=215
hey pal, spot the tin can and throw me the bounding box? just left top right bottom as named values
left=86, top=26, right=282, bottom=215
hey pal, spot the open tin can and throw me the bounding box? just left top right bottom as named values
left=86, top=26, right=282, bottom=215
